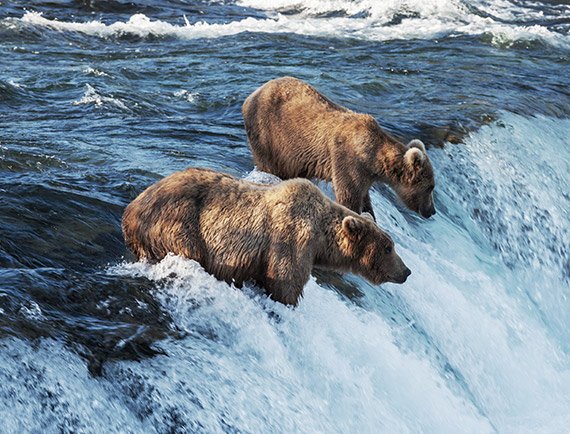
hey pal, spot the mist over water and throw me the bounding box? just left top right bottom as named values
left=1, top=0, right=569, bottom=432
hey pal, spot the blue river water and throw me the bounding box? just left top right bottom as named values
left=0, top=1, right=569, bottom=432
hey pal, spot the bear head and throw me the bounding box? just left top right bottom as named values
left=395, top=139, right=436, bottom=218
left=341, top=214, right=411, bottom=285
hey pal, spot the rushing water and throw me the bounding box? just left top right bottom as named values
left=1, top=1, right=569, bottom=432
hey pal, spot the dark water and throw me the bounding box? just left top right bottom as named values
left=1, top=1, right=569, bottom=432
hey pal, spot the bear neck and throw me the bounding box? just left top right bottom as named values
left=375, top=140, right=409, bottom=187
left=314, top=206, right=357, bottom=271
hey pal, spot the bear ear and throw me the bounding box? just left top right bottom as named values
left=407, top=139, right=426, bottom=153
left=342, top=216, right=364, bottom=240
left=404, top=147, right=425, bottom=170
left=360, top=212, right=374, bottom=221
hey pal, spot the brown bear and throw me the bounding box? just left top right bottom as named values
left=122, top=167, right=411, bottom=306
left=242, top=76, right=436, bottom=219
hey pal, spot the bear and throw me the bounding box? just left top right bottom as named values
left=242, top=76, right=436, bottom=219
left=122, top=167, right=411, bottom=306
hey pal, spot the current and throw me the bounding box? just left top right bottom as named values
left=0, top=0, right=569, bottom=433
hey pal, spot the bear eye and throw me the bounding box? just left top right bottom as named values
left=384, top=246, right=392, bottom=254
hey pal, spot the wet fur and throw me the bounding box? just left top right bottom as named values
left=122, top=167, right=410, bottom=305
left=242, top=76, right=436, bottom=218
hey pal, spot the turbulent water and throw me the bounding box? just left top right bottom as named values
left=1, top=0, right=569, bottom=432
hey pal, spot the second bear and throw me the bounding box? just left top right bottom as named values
left=242, top=76, right=436, bottom=219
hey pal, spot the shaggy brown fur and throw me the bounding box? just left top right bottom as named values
left=242, top=76, right=436, bottom=219
left=122, top=167, right=411, bottom=306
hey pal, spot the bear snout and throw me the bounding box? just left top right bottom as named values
left=421, top=204, right=436, bottom=218
left=392, top=266, right=411, bottom=284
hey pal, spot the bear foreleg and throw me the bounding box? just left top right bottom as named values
left=333, top=180, right=364, bottom=215
left=265, top=250, right=312, bottom=306
left=362, top=192, right=376, bottom=220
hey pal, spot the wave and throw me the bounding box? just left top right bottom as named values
left=238, top=0, right=569, bottom=24
left=73, top=84, right=129, bottom=110
left=84, top=67, right=110, bottom=77
left=71, top=83, right=167, bottom=116
left=0, top=78, right=30, bottom=103
left=14, top=2, right=570, bottom=48
left=172, top=89, right=199, bottom=104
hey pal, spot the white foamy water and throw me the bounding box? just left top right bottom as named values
left=244, top=167, right=283, bottom=185
left=15, top=0, right=570, bottom=48
left=432, top=112, right=570, bottom=355
left=72, top=83, right=132, bottom=112
left=365, top=112, right=570, bottom=432
left=84, top=67, right=110, bottom=77
left=1, top=112, right=569, bottom=432
left=173, top=89, right=199, bottom=103
left=108, top=255, right=493, bottom=433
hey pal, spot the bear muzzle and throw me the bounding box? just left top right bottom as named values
left=420, top=205, right=436, bottom=219
left=389, top=266, right=411, bottom=284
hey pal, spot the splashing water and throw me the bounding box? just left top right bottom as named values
left=15, top=1, right=570, bottom=49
